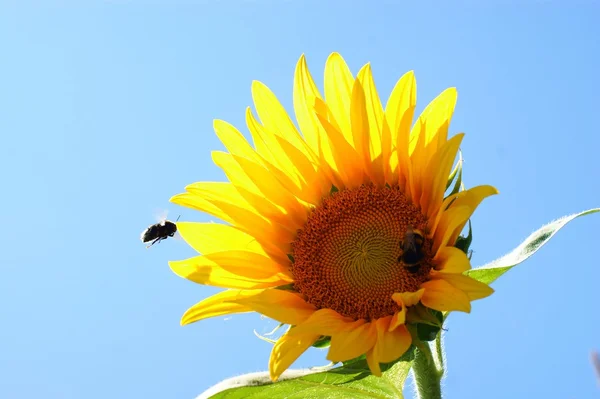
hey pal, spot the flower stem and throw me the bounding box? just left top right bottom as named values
left=412, top=343, right=443, bottom=399
left=434, top=332, right=445, bottom=374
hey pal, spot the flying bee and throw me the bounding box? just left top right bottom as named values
left=398, top=227, right=426, bottom=273
left=140, top=215, right=180, bottom=248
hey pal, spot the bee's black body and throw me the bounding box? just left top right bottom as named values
left=141, top=220, right=177, bottom=247
left=398, top=227, right=426, bottom=272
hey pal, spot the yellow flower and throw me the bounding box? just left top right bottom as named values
left=170, top=52, right=497, bottom=381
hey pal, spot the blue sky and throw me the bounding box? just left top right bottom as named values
left=1, top=1, right=599, bottom=398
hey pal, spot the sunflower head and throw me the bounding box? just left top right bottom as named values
left=169, top=52, right=498, bottom=381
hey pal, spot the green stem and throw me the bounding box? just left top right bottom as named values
left=434, top=332, right=445, bottom=375
left=412, top=343, right=443, bottom=399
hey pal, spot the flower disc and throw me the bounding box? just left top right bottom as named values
left=292, top=184, right=432, bottom=320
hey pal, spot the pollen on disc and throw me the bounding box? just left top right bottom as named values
left=291, top=184, right=432, bottom=321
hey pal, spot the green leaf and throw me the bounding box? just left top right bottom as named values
left=467, top=208, right=600, bottom=285
left=205, top=349, right=415, bottom=398
left=445, top=152, right=463, bottom=192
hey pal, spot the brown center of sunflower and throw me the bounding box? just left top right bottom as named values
left=291, top=184, right=433, bottom=321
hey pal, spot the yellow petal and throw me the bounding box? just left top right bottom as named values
left=245, top=106, right=280, bottom=168
left=409, top=87, right=457, bottom=155
left=184, top=182, right=294, bottom=254
left=269, top=331, right=321, bottom=382
left=315, top=99, right=365, bottom=188
left=180, top=289, right=261, bottom=325
left=392, top=289, right=425, bottom=307
left=350, top=77, right=374, bottom=182
left=421, top=134, right=464, bottom=217
left=184, top=182, right=251, bottom=210
left=169, top=256, right=290, bottom=289
left=287, top=308, right=355, bottom=336
left=327, top=320, right=377, bottom=363
left=176, top=222, right=266, bottom=256
left=213, top=119, right=263, bottom=165
left=390, top=289, right=425, bottom=331
left=387, top=71, right=417, bottom=190
left=170, top=192, right=234, bottom=225
left=251, top=80, right=313, bottom=161
left=373, top=321, right=412, bottom=363
left=245, top=107, right=328, bottom=204
left=210, top=201, right=293, bottom=255
left=203, top=250, right=292, bottom=279
left=281, top=309, right=378, bottom=364
left=432, top=206, right=471, bottom=254
left=408, top=88, right=458, bottom=205
left=434, top=273, right=494, bottom=301
left=245, top=107, right=304, bottom=187
left=366, top=347, right=382, bottom=377
left=447, top=185, right=499, bottom=244
left=324, top=52, right=354, bottom=144
left=433, top=246, right=471, bottom=273
left=357, top=64, right=386, bottom=185
left=420, top=278, right=471, bottom=313
left=293, top=55, right=341, bottom=188
left=271, top=134, right=331, bottom=205
left=293, top=55, right=324, bottom=157
left=212, top=151, right=307, bottom=225
left=386, top=71, right=416, bottom=148
left=407, top=129, right=427, bottom=205
left=388, top=309, right=405, bottom=332
left=182, top=182, right=275, bottom=238
left=232, top=289, right=316, bottom=326
left=428, top=186, right=472, bottom=237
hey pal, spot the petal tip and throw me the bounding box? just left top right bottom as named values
left=169, top=193, right=182, bottom=204
left=251, top=80, right=267, bottom=91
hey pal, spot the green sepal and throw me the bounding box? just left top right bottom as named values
left=287, top=254, right=295, bottom=263
left=445, top=152, right=463, bottom=192
left=467, top=208, right=600, bottom=285
left=330, top=185, right=339, bottom=194
left=406, top=325, right=434, bottom=364
left=454, top=219, right=473, bottom=255
left=341, top=354, right=367, bottom=366
left=274, top=283, right=295, bottom=291
left=406, top=304, right=443, bottom=327
left=416, top=324, right=441, bottom=342
left=407, top=305, right=444, bottom=342
left=311, top=335, right=331, bottom=349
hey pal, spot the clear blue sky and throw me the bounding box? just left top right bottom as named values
left=1, top=2, right=599, bottom=398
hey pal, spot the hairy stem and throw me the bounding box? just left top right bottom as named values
left=434, top=332, right=445, bottom=375
left=412, top=343, right=443, bottom=399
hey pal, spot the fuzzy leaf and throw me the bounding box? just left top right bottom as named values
left=467, top=208, right=600, bottom=285
left=202, top=350, right=415, bottom=398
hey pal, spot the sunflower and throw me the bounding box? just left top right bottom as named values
left=170, top=52, right=497, bottom=381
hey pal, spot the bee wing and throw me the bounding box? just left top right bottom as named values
left=154, top=209, right=169, bottom=224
